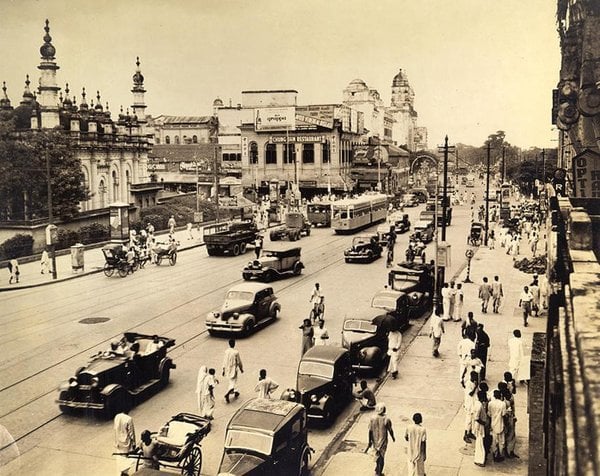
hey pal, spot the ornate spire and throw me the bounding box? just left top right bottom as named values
left=0, top=81, right=12, bottom=110
left=132, top=56, right=145, bottom=92
left=79, top=87, right=88, bottom=110
left=94, top=90, right=103, bottom=111
left=20, top=75, right=34, bottom=105
left=40, top=19, right=56, bottom=59
left=62, top=83, right=72, bottom=107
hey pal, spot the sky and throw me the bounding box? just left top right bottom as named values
left=0, top=0, right=560, bottom=149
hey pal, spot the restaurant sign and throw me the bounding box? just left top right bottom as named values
left=572, top=149, right=600, bottom=198
left=270, top=135, right=325, bottom=143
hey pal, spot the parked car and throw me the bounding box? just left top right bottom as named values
left=242, top=245, right=304, bottom=282
left=206, top=283, right=281, bottom=336
left=281, top=346, right=355, bottom=425
left=344, top=235, right=382, bottom=263
left=218, top=398, right=312, bottom=476
left=270, top=212, right=311, bottom=241
left=56, top=332, right=176, bottom=418
left=379, top=261, right=434, bottom=320
left=409, top=220, right=435, bottom=243
left=341, top=317, right=389, bottom=373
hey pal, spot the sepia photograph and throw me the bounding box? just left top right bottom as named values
left=0, top=1, right=598, bottom=475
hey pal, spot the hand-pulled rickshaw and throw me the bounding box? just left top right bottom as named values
left=102, top=244, right=131, bottom=278
left=153, top=240, right=178, bottom=266
left=468, top=222, right=483, bottom=246
left=120, top=413, right=211, bottom=476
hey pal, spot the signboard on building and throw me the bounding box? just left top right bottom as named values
left=572, top=149, right=600, bottom=198
left=255, top=107, right=296, bottom=131
left=295, top=105, right=335, bottom=130
left=270, top=135, right=325, bottom=143
left=241, top=136, right=249, bottom=162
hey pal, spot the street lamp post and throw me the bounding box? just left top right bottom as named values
left=484, top=142, right=491, bottom=246
left=45, top=146, right=57, bottom=280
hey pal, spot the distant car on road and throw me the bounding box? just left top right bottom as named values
left=218, top=398, right=312, bottom=476
left=270, top=212, right=311, bottom=241
left=400, top=193, right=419, bottom=207
left=344, top=234, right=382, bottom=263
left=56, top=332, right=176, bottom=418
left=409, top=220, right=435, bottom=243
left=242, top=245, right=304, bottom=282
left=206, top=283, right=281, bottom=336
left=408, top=188, right=429, bottom=203
left=281, top=346, right=355, bottom=425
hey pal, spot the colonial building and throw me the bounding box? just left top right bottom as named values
left=0, top=20, right=157, bottom=214
left=388, top=69, right=421, bottom=150
left=149, top=115, right=217, bottom=145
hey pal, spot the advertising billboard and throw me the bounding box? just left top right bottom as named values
left=255, top=107, right=296, bottom=131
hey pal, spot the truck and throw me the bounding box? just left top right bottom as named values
left=204, top=220, right=259, bottom=256
left=419, top=199, right=452, bottom=226
left=269, top=212, right=311, bottom=241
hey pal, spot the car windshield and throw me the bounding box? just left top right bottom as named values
left=390, top=272, right=420, bottom=287
left=298, top=361, right=334, bottom=379
left=343, top=320, right=376, bottom=333
left=226, top=291, right=254, bottom=301
left=225, top=430, right=273, bottom=456
left=352, top=237, right=369, bottom=246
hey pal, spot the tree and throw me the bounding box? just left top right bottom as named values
left=0, top=117, right=89, bottom=221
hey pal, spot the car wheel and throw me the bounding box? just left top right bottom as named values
left=264, top=270, right=276, bottom=282
left=242, top=272, right=251, bottom=281
left=160, top=364, right=171, bottom=388
left=206, top=248, right=216, bottom=256
left=181, top=446, right=202, bottom=476
left=271, top=306, right=280, bottom=319
left=299, top=448, right=311, bottom=476
left=240, top=242, right=247, bottom=254
left=58, top=391, right=75, bottom=415
left=305, top=228, right=311, bottom=236
left=156, top=256, right=163, bottom=266
left=104, top=388, right=130, bottom=419
left=103, top=263, right=114, bottom=277
left=232, top=244, right=240, bottom=256
left=293, top=262, right=303, bottom=275
left=243, top=320, right=254, bottom=335
left=323, top=407, right=334, bottom=426
left=207, top=330, right=217, bottom=337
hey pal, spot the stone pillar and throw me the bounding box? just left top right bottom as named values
left=529, top=332, right=548, bottom=475
left=120, top=158, right=128, bottom=203
left=89, top=153, right=97, bottom=209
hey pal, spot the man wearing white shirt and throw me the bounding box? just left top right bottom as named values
left=457, top=336, right=475, bottom=384
left=508, top=329, right=525, bottom=382
left=429, top=312, right=445, bottom=358
left=488, top=390, right=507, bottom=462
left=518, top=286, right=534, bottom=327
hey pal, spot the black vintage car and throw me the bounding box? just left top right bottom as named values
left=344, top=235, right=382, bottom=263
left=56, top=332, right=176, bottom=418
left=341, top=318, right=389, bottom=373
left=218, top=399, right=311, bottom=476
left=281, top=346, right=355, bottom=425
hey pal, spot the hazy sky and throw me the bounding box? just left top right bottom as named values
left=1, top=0, right=560, bottom=149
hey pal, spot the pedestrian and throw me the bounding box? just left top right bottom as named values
left=404, top=412, right=427, bottom=476
left=473, top=390, right=488, bottom=467
left=454, top=283, right=464, bottom=322
left=503, top=371, right=517, bottom=395
left=429, top=312, right=445, bottom=358
left=222, top=339, right=243, bottom=403
left=529, top=277, right=540, bottom=317
left=461, top=311, right=478, bottom=340
left=146, top=222, right=155, bottom=237
left=508, top=330, right=525, bottom=382
left=313, top=318, right=329, bottom=346
left=518, top=286, right=533, bottom=326
left=488, top=229, right=495, bottom=249
left=254, top=368, right=279, bottom=399
left=475, top=323, right=490, bottom=380
left=195, top=366, right=208, bottom=415
left=186, top=222, right=194, bottom=240
left=441, top=283, right=451, bottom=321
left=463, top=370, right=478, bottom=443
left=114, top=409, right=136, bottom=475
left=40, top=248, right=50, bottom=274
left=353, top=379, right=377, bottom=411
left=463, top=349, right=485, bottom=385
left=387, top=326, right=402, bottom=379
left=8, top=258, right=19, bottom=284
left=499, top=382, right=518, bottom=459
left=538, top=273, right=549, bottom=310
left=478, top=277, right=492, bottom=313
left=168, top=215, right=176, bottom=234
left=491, top=275, right=503, bottom=313
left=457, top=333, right=475, bottom=384
left=137, top=430, right=159, bottom=470
left=365, top=403, right=395, bottom=476
left=448, top=281, right=456, bottom=321
left=299, top=318, right=314, bottom=355
left=488, top=390, right=507, bottom=462
left=254, top=235, right=263, bottom=259
left=530, top=232, right=539, bottom=257
left=386, top=243, right=394, bottom=268
left=201, top=368, right=218, bottom=419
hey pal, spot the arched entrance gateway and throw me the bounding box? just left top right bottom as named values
left=409, top=153, right=439, bottom=193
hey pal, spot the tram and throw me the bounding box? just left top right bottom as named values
left=331, top=193, right=388, bottom=234
left=306, top=201, right=332, bottom=227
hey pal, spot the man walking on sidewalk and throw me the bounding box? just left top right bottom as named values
left=457, top=334, right=475, bottom=384
left=222, top=339, right=244, bottom=403
left=478, top=277, right=492, bottom=313
left=508, top=330, right=525, bottom=383
left=429, top=312, right=445, bottom=358
left=441, top=283, right=451, bottom=321
left=365, top=403, right=395, bottom=476
left=491, top=275, right=503, bottom=313
left=475, top=324, right=490, bottom=380
left=405, top=412, right=427, bottom=476
left=387, top=327, right=402, bottom=379
left=518, top=286, right=533, bottom=327
left=454, top=283, right=464, bottom=322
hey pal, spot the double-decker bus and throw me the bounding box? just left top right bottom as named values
left=331, top=193, right=388, bottom=234
left=306, top=201, right=332, bottom=227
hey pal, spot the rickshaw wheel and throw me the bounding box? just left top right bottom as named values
left=156, top=256, right=163, bottom=266
left=103, top=263, right=114, bottom=277
left=118, top=264, right=128, bottom=278
left=181, top=446, right=202, bottom=476
left=169, top=252, right=177, bottom=266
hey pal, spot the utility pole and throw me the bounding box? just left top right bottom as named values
left=499, top=146, right=505, bottom=211
left=484, top=142, right=491, bottom=246
left=195, top=154, right=200, bottom=213
left=45, top=145, right=57, bottom=280
left=441, top=136, right=449, bottom=241
left=213, top=145, right=220, bottom=223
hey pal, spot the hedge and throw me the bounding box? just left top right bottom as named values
left=0, top=234, right=34, bottom=260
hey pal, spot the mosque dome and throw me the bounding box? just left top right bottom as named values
left=392, top=69, right=408, bottom=87
left=40, top=20, right=56, bottom=59
left=213, top=97, right=224, bottom=107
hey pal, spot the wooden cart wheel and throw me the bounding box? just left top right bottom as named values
left=169, top=252, right=177, bottom=266
left=181, top=446, right=202, bottom=476
left=118, top=263, right=129, bottom=278
left=103, top=263, right=114, bottom=277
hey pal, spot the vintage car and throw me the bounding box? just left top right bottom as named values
left=56, top=332, right=176, bottom=418
left=206, top=283, right=281, bottom=335
left=217, top=399, right=311, bottom=476
left=392, top=213, right=411, bottom=233
left=281, top=346, right=355, bottom=425
left=341, top=318, right=389, bottom=373
left=408, top=188, right=429, bottom=203
left=344, top=235, right=382, bottom=263
left=378, top=262, right=435, bottom=320
left=242, top=245, right=304, bottom=282
left=409, top=220, right=435, bottom=243
left=377, top=213, right=410, bottom=245
left=400, top=193, right=419, bottom=207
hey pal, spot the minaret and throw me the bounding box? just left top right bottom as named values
left=37, top=19, right=61, bottom=128
left=0, top=82, right=12, bottom=111
left=131, top=57, right=147, bottom=138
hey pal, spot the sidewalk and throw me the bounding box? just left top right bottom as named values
left=320, top=232, right=543, bottom=475
left=0, top=226, right=206, bottom=292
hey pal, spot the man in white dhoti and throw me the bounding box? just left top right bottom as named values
left=387, top=328, right=402, bottom=379
left=488, top=390, right=507, bottom=462
left=222, top=339, right=243, bottom=403
left=404, top=412, right=427, bottom=476
left=114, top=410, right=135, bottom=475
left=195, top=366, right=207, bottom=415
left=508, top=330, right=524, bottom=382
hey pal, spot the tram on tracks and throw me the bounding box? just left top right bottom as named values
left=331, top=193, right=388, bottom=234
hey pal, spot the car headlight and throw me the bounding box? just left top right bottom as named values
left=91, top=376, right=99, bottom=388
left=344, top=251, right=349, bottom=256
left=233, top=313, right=239, bottom=320
left=410, top=292, right=420, bottom=302
left=69, top=377, right=78, bottom=388
left=310, top=394, right=318, bottom=403
left=213, top=312, right=220, bottom=318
